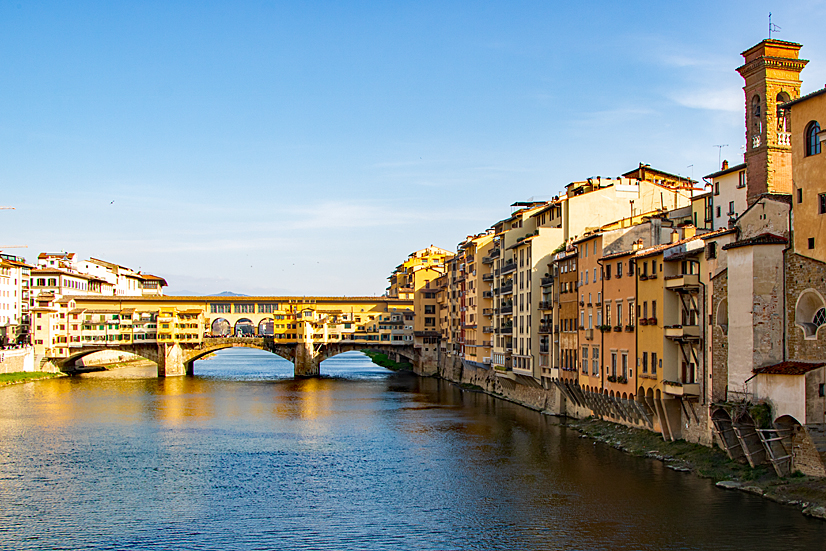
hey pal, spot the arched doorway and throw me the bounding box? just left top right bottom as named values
left=234, top=318, right=255, bottom=336
left=211, top=318, right=231, bottom=337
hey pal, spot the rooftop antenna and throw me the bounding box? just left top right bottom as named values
left=714, top=144, right=729, bottom=167
left=769, top=12, right=781, bottom=39
left=687, top=164, right=694, bottom=180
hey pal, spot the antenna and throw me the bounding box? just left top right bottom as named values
left=769, top=12, right=781, bottom=38
left=713, top=144, right=729, bottom=167
left=687, top=164, right=694, bottom=180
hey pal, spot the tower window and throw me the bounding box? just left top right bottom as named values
left=806, top=121, right=822, bottom=156
left=798, top=188, right=803, bottom=203
left=808, top=237, right=815, bottom=250
left=820, top=193, right=826, bottom=215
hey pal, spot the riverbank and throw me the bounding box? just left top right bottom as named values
left=0, top=372, right=66, bottom=385
left=362, top=350, right=413, bottom=372
left=564, top=417, right=826, bottom=519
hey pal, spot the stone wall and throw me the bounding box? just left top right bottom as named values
left=786, top=252, right=826, bottom=360
left=711, top=270, right=729, bottom=402
left=0, top=347, right=34, bottom=374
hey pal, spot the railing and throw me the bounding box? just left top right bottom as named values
left=501, top=262, right=517, bottom=274
left=538, top=301, right=552, bottom=310
left=777, top=131, right=791, bottom=147
left=482, top=326, right=493, bottom=333
left=541, top=276, right=554, bottom=287
left=483, top=291, right=493, bottom=298
left=482, top=273, right=494, bottom=282
left=500, top=305, right=513, bottom=314
left=538, top=323, right=552, bottom=334
left=500, top=283, right=513, bottom=294
left=500, top=326, right=513, bottom=334
left=482, top=308, right=494, bottom=316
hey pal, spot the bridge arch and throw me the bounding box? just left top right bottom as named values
left=211, top=318, right=231, bottom=336
left=234, top=318, right=255, bottom=336
left=258, top=318, right=274, bottom=336
left=186, top=339, right=294, bottom=367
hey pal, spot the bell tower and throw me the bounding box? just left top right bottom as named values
left=737, top=39, right=808, bottom=204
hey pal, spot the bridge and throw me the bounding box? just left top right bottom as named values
left=32, top=295, right=422, bottom=377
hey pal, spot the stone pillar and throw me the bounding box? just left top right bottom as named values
left=294, top=341, right=320, bottom=377
left=157, top=343, right=186, bottom=377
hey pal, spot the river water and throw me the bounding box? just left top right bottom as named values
left=1, top=349, right=824, bottom=550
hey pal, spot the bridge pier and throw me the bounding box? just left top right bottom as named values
left=157, top=343, right=187, bottom=377
left=294, top=341, right=320, bottom=377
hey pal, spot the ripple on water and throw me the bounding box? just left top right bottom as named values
left=0, top=349, right=824, bottom=550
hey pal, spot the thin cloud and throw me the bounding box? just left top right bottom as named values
left=671, top=88, right=741, bottom=112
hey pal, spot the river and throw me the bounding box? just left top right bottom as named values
left=0, top=348, right=824, bottom=550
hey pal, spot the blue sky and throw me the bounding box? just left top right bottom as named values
left=1, top=1, right=824, bottom=295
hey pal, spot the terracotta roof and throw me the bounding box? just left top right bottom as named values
left=722, top=233, right=788, bottom=250
left=754, top=361, right=825, bottom=375
left=600, top=249, right=635, bottom=261
left=635, top=235, right=703, bottom=259
left=780, top=86, right=826, bottom=109
left=704, top=162, right=747, bottom=180
left=700, top=228, right=737, bottom=240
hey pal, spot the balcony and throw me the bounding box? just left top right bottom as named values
left=483, top=291, right=493, bottom=299
left=665, top=274, right=700, bottom=292
left=482, top=273, right=494, bottom=282
left=500, top=326, right=513, bottom=334
left=482, top=326, right=493, bottom=333
left=664, top=324, right=701, bottom=341
left=538, top=323, right=552, bottom=334
left=539, top=344, right=549, bottom=354
left=538, top=301, right=552, bottom=310
left=482, top=308, right=494, bottom=316
left=500, top=283, right=513, bottom=295
left=500, top=305, right=513, bottom=314
left=777, top=131, right=791, bottom=147
left=663, top=381, right=701, bottom=397
left=501, top=262, right=517, bottom=275
left=583, top=328, right=594, bottom=340
left=540, top=276, right=554, bottom=287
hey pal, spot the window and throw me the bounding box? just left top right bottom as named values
left=642, top=352, right=648, bottom=374
left=424, top=305, right=435, bottom=315
left=806, top=121, right=822, bottom=156
left=714, top=182, right=720, bottom=195
left=738, top=171, right=746, bottom=188
left=728, top=201, right=735, bottom=215
left=798, top=188, right=804, bottom=204
left=809, top=237, right=815, bottom=250
left=717, top=206, right=721, bottom=218
left=820, top=193, right=826, bottom=215
left=605, top=264, right=611, bottom=280
left=652, top=352, right=658, bottom=375
left=616, top=261, right=623, bottom=278
left=606, top=304, right=611, bottom=326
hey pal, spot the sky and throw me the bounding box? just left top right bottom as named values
left=1, top=1, right=825, bottom=296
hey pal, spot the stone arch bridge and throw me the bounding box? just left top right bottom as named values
left=48, top=338, right=418, bottom=378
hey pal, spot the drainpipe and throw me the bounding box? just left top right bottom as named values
left=597, top=255, right=605, bottom=392
left=699, top=272, right=707, bottom=407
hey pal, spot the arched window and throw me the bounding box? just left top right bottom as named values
left=806, top=121, right=822, bottom=156
left=795, top=289, right=826, bottom=339
left=752, top=95, right=762, bottom=134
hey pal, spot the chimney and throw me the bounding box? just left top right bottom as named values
left=671, top=229, right=680, bottom=243
left=683, top=225, right=696, bottom=239
left=722, top=159, right=729, bottom=170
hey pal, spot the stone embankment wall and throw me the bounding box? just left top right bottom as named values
left=0, top=347, right=35, bottom=374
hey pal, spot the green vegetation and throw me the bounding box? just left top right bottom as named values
left=362, top=350, right=413, bottom=371
left=0, top=372, right=64, bottom=385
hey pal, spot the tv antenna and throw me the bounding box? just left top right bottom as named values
left=769, top=13, right=781, bottom=38
left=713, top=144, right=729, bottom=167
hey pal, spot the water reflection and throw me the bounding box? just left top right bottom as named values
left=0, top=350, right=823, bottom=550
